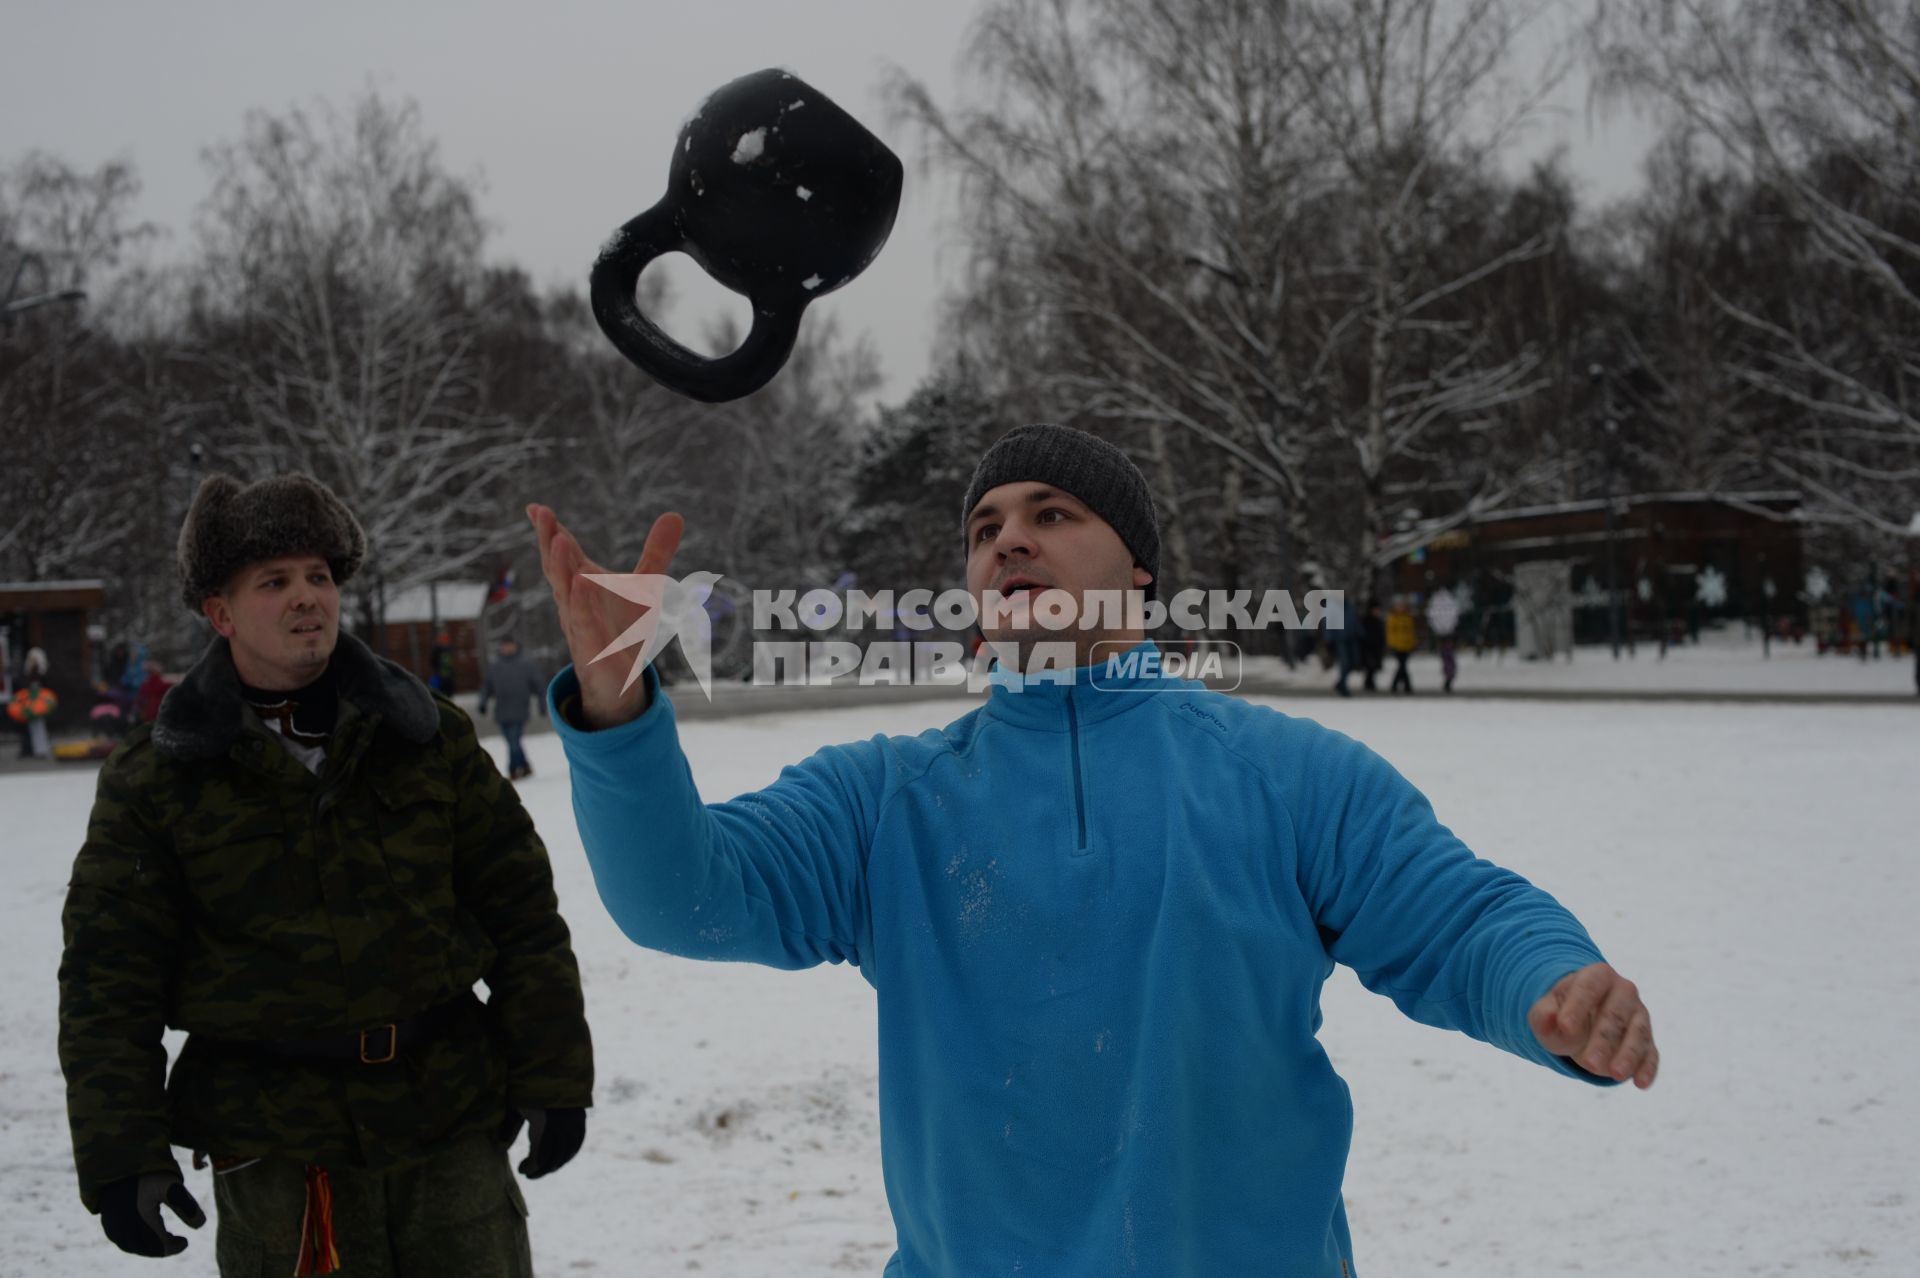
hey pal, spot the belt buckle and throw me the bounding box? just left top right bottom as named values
left=359, top=1023, right=398, bottom=1064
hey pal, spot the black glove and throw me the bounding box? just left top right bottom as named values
left=496, top=1106, right=586, bottom=1178
left=98, top=1172, right=206, bottom=1257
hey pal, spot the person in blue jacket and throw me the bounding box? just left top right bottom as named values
left=526, top=424, right=1659, bottom=1277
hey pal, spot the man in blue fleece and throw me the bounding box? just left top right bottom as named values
left=526, top=424, right=1659, bottom=1277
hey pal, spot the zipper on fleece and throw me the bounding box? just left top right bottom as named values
left=1065, top=695, right=1087, bottom=850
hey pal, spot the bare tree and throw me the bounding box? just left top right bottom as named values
left=0, top=152, right=156, bottom=295
left=895, top=0, right=1579, bottom=597
left=841, top=370, right=1010, bottom=592
left=541, top=276, right=714, bottom=579
left=1287, top=0, right=1577, bottom=584
left=611, top=311, right=882, bottom=679
left=185, top=92, right=545, bottom=635
left=0, top=155, right=160, bottom=585
left=1585, top=135, right=1771, bottom=494
left=1590, top=0, right=1920, bottom=538
left=892, top=0, right=1327, bottom=591
left=692, top=312, right=882, bottom=592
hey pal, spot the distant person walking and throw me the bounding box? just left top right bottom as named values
left=1330, top=603, right=1359, bottom=698
left=1386, top=598, right=1418, bottom=694
left=134, top=658, right=173, bottom=724
left=1360, top=601, right=1386, bottom=693
left=104, top=641, right=131, bottom=689
left=478, top=637, right=546, bottom=781
left=1427, top=588, right=1462, bottom=694
left=428, top=630, right=457, bottom=693
left=1909, top=580, right=1919, bottom=696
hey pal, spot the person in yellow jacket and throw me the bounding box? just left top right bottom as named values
left=1386, top=597, right=1419, bottom=695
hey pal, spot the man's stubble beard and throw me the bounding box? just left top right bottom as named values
left=982, top=581, right=1146, bottom=672
left=285, top=630, right=337, bottom=678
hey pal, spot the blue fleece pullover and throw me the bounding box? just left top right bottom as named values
left=550, top=647, right=1612, bottom=1276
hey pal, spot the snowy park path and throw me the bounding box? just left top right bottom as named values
left=4, top=695, right=1913, bottom=1276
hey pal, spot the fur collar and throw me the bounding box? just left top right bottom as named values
left=152, top=630, right=440, bottom=761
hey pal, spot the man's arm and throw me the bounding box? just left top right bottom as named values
left=442, top=701, right=593, bottom=1111
left=527, top=503, right=881, bottom=969
left=1289, top=724, right=1636, bottom=1086
left=550, top=663, right=883, bottom=972
left=57, top=746, right=187, bottom=1212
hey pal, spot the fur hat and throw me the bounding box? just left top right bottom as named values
left=176, top=472, right=367, bottom=611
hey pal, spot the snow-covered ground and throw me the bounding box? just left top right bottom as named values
left=5, top=692, right=1914, bottom=1276
left=1245, top=627, right=1918, bottom=697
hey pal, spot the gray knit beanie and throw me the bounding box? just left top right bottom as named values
left=961, top=423, right=1160, bottom=596
left=176, top=472, right=367, bottom=611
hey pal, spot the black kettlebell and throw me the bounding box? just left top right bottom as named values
left=590, top=68, right=904, bottom=403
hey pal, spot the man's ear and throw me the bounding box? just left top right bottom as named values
left=202, top=593, right=235, bottom=638
left=1132, top=565, right=1154, bottom=589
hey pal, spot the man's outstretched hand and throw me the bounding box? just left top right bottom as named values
left=528, top=504, right=684, bottom=730
left=1528, top=962, right=1659, bottom=1089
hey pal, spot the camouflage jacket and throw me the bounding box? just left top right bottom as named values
left=57, top=633, right=592, bottom=1212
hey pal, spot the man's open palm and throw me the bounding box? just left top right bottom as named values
left=528, top=504, right=683, bottom=729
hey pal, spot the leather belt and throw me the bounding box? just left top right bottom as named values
left=220, top=994, right=477, bottom=1065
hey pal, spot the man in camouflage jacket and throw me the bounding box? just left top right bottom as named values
left=58, top=472, right=593, bottom=1275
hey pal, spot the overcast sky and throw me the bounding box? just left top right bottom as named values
left=4, top=0, right=1656, bottom=403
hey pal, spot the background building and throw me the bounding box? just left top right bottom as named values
left=1392, top=493, right=1805, bottom=653
left=1, top=580, right=107, bottom=729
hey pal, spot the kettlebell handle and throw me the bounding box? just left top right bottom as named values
left=589, top=202, right=803, bottom=404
